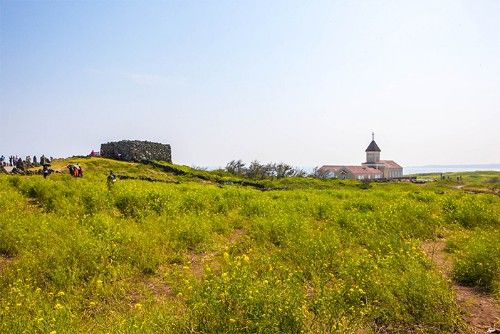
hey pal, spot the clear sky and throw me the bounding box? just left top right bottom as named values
left=1, top=0, right=499, bottom=167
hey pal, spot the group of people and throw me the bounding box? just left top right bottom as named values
left=439, top=174, right=463, bottom=181
left=2, top=155, right=118, bottom=186
left=51, top=166, right=116, bottom=188
left=0, top=154, right=51, bottom=169
left=67, top=164, right=83, bottom=177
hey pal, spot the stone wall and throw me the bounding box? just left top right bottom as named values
left=100, top=140, right=172, bottom=163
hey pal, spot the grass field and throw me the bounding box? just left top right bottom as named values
left=1, top=157, right=498, bottom=333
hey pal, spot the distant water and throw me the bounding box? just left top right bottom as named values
left=404, top=164, right=500, bottom=175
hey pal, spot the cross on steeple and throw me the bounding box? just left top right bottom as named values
left=372, top=132, right=375, bottom=141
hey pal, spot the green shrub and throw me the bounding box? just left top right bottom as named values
left=184, top=253, right=305, bottom=334
left=443, top=196, right=498, bottom=228
left=449, top=229, right=500, bottom=294
left=115, top=191, right=147, bottom=219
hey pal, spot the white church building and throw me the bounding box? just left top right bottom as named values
left=319, top=134, right=403, bottom=180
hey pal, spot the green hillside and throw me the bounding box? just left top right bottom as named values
left=1, top=158, right=498, bottom=333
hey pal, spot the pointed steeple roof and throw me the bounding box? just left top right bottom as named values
left=365, top=132, right=381, bottom=152
left=365, top=140, right=381, bottom=152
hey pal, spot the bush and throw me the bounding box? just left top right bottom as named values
left=443, top=196, right=498, bottom=228
left=449, top=229, right=500, bottom=294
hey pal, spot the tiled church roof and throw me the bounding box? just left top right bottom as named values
left=318, top=165, right=342, bottom=173
left=379, top=160, right=402, bottom=169
left=342, top=166, right=383, bottom=175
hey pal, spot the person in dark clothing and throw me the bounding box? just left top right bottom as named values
left=107, top=170, right=117, bottom=189
left=16, top=158, right=24, bottom=170
left=67, top=164, right=75, bottom=176
left=42, top=165, right=49, bottom=179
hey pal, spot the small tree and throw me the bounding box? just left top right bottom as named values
left=247, top=160, right=267, bottom=179
left=275, top=163, right=295, bottom=178
left=264, top=163, right=276, bottom=178
left=226, top=160, right=246, bottom=175
left=292, top=168, right=307, bottom=177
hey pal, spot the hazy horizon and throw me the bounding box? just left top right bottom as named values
left=1, top=1, right=499, bottom=167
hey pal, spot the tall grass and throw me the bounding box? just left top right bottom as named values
left=1, top=163, right=498, bottom=333
left=447, top=229, right=500, bottom=295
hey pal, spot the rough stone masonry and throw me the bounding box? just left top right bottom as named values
left=100, top=140, right=172, bottom=163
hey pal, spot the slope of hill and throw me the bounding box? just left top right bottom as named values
left=1, top=158, right=498, bottom=333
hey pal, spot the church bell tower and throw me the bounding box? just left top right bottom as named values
left=365, top=132, right=381, bottom=163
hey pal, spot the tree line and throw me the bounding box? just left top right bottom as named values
left=225, top=160, right=306, bottom=179
left=225, top=160, right=330, bottom=179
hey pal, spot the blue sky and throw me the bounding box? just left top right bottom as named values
left=1, top=0, right=499, bottom=167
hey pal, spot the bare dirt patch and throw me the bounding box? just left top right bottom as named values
left=422, top=239, right=500, bottom=334
left=125, top=276, right=174, bottom=307
left=187, top=250, right=219, bottom=279
left=145, top=277, right=173, bottom=301
left=26, top=197, right=41, bottom=211
left=229, top=228, right=245, bottom=244
left=0, top=256, right=14, bottom=273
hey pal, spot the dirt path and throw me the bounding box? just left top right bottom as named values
left=451, top=184, right=499, bottom=196
left=422, top=239, right=500, bottom=334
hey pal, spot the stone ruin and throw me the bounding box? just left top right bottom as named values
left=100, top=140, right=172, bottom=163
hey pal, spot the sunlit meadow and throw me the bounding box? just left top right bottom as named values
left=0, top=158, right=498, bottom=333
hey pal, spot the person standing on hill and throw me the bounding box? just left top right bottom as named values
left=107, top=170, right=117, bottom=189
left=42, top=164, right=49, bottom=179
left=16, top=158, right=24, bottom=170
